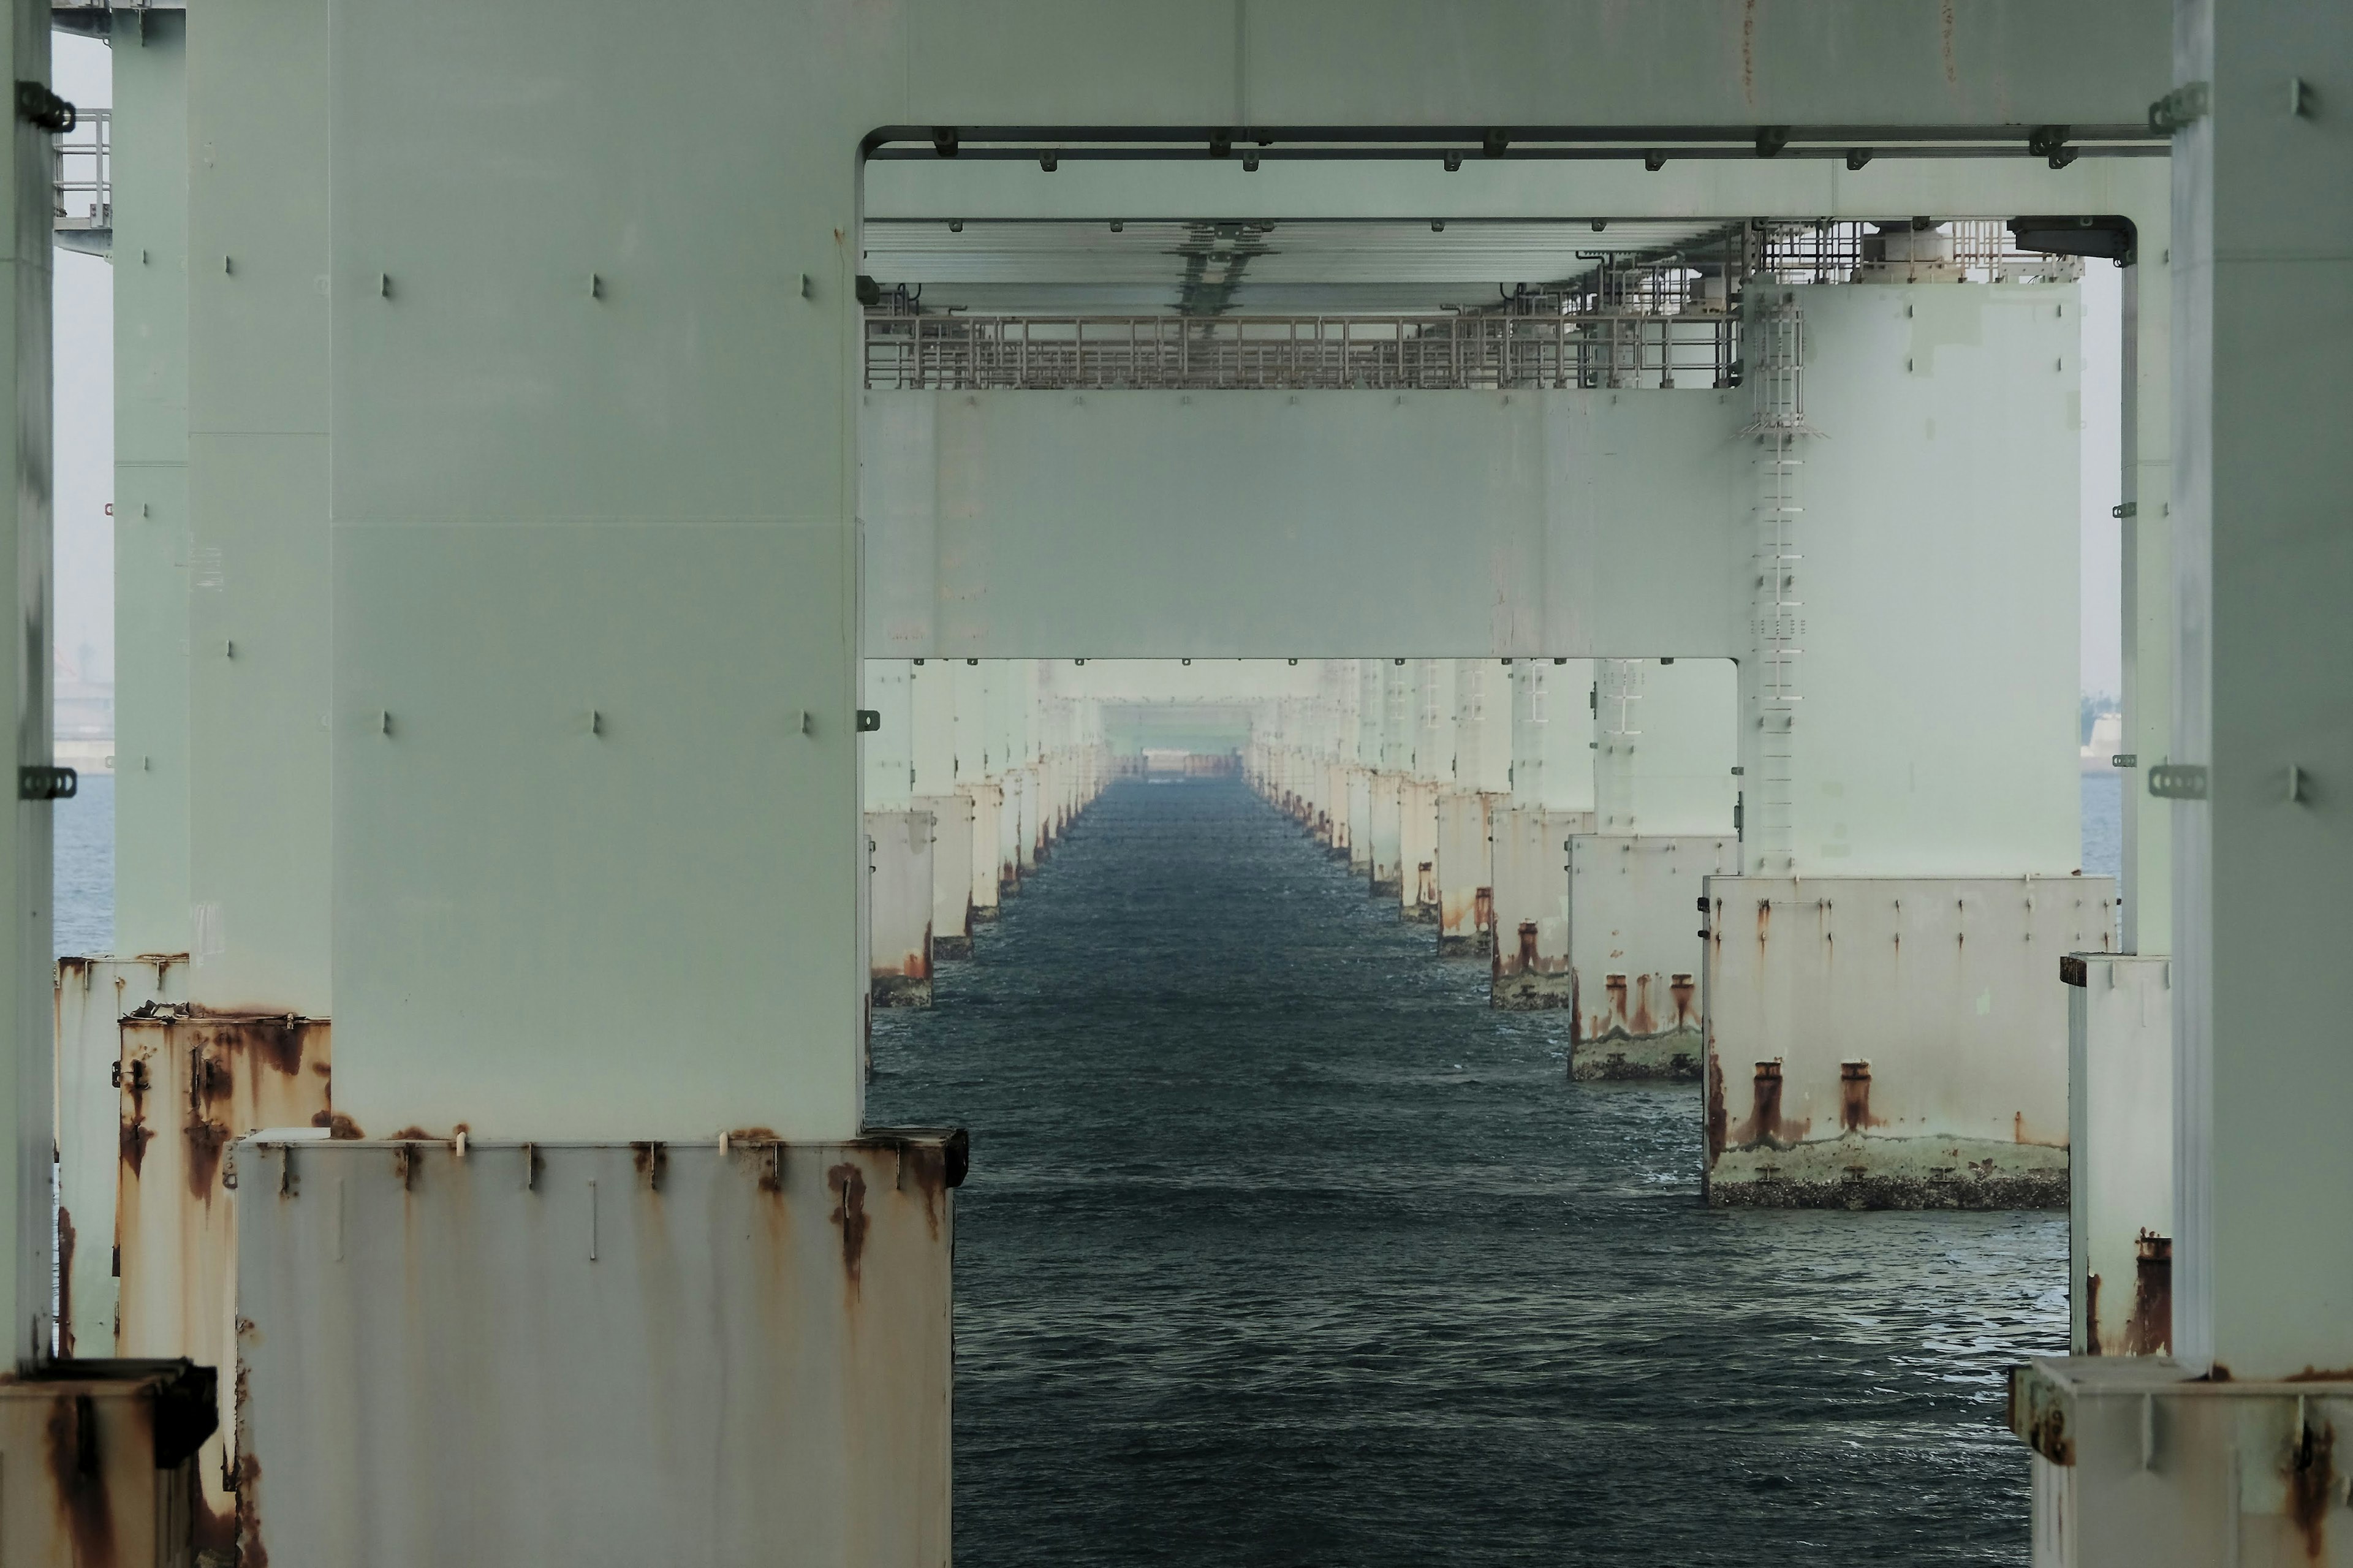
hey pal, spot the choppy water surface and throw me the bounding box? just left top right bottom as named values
left=55, top=773, right=110, bottom=958
left=871, top=779, right=2068, bottom=1567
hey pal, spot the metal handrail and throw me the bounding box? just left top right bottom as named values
left=53, top=107, right=110, bottom=230
left=863, top=309, right=1741, bottom=393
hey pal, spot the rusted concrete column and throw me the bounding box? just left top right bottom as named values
left=866, top=810, right=936, bottom=1009
left=1434, top=790, right=1496, bottom=956
left=115, top=1007, right=331, bottom=1534
left=1489, top=805, right=1590, bottom=1009
left=53, top=956, right=188, bottom=1360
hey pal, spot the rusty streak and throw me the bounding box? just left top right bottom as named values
left=1730, top=1060, right=1809, bottom=1149
left=2122, top=1232, right=2172, bottom=1355
left=828, top=1162, right=870, bottom=1286
left=45, top=1393, right=117, bottom=1567
left=2289, top=1418, right=2335, bottom=1562
left=185, top=1118, right=232, bottom=1202
left=1705, top=1050, right=1729, bottom=1162
left=631, top=1141, right=668, bottom=1191
left=1838, top=1061, right=1883, bottom=1133
left=55, top=1207, right=74, bottom=1357
left=234, top=1452, right=267, bottom=1568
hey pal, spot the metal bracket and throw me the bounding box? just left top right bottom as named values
left=19, top=765, right=77, bottom=801
left=2112, top=501, right=2137, bottom=519
left=2149, top=81, right=2211, bottom=135
left=2112, top=753, right=2137, bottom=768
left=855, top=709, right=881, bottom=732
left=2148, top=763, right=2208, bottom=800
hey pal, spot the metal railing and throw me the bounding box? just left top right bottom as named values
left=1755, top=218, right=2078, bottom=285
left=53, top=108, right=110, bottom=241
left=863, top=311, right=1740, bottom=392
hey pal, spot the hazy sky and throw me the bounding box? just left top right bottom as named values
left=54, top=34, right=112, bottom=688
left=42, top=31, right=2126, bottom=700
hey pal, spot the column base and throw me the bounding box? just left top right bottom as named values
left=1571, top=1029, right=1703, bottom=1081
left=1437, top=930, right=1494, bottom=959
left=1707, top=1135, right=2066, bottom=1209
left=870, top=974, right=934, bottom=1009
left=931, top=933, right=973, bottom=961
left=1491, top=969, right=1572, bottom=1010
left=2011, top=1357, right=2353, bottom=1567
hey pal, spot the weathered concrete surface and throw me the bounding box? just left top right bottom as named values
left=967, top=782, right=1004, bottom=923
left=1701, top=874, right=2116, bottom=1209
left=2066, top=953, right=2173, bottom=1356
left=1566, top=836, right=1735, bottom=1081
left=115, top=1004, right=333, bottom=1542
left=1400, top=780, right=1441, bottom=923
left=1346, top=767, right=1373, bottom=877
left=1367, top=771, right=1404, bottom=900
left=914, top=795, right=976, bottom=961
left=53, top=953, right=188, bottom=1357
left=866, top=809, right=935, bottom=1008
left=1435, top=789, right=1496, bottom=956
left=2012, top=1358, right=2353, bottom=1568
left=1488, top=805, right=1591, bottom=1009
left=234, top=1134, right=959, bottom=1566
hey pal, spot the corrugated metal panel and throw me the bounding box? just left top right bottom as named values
left=1702, top=874, right=2116, bottom=1207
left=1566, top=835, right=1736, bottom=1080
left=233, top=1134, right=958, bottom=1566
left=54, top=956, right=187, bottom=1357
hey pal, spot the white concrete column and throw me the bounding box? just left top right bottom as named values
left=2119, top=240, right=2174, bottom=953
left=861, top=660, right=914, bottom=810
left=1594, top=659, right=1737, bottom=835
left=2170, top=0, right=2352, bottom=1383
left=111, top=13, right=194, bottom=959
left=2, top=0, right=56, bottom=1358
left=186, top=0, right=332, bottom=1015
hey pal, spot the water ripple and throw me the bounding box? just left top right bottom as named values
left=872, top=779, right=2062, bottom=1567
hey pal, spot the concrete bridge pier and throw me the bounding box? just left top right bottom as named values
left=1436, top=661, right=1510, bottom=957
left=1694, top=280, right=2100, bottom=1207
left=862, top=662, right=935, bottom=1007
left=1567, top=659, right=1739, bottom=1079
left=908, top=661, right=974, bottom=960
left=1397, top=660, right=1450, bottom=924
left=1491, top=661, right=1596, bottom=1008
